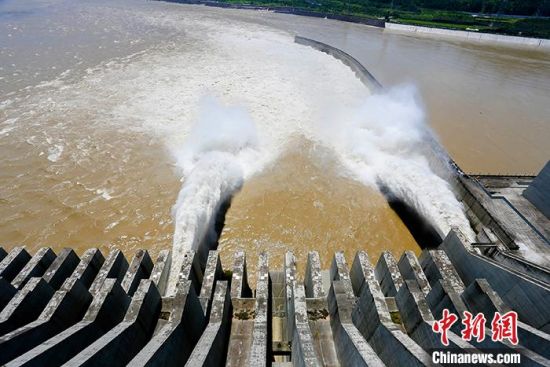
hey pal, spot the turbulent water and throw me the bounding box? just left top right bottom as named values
left=1, top=0, right=548, bottom=287
left=307, top=85, right=476, bottom=240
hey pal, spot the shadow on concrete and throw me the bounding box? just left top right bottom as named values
left=378, top=184, right=442, bottom=249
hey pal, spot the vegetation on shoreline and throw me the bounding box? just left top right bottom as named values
left=217, top=0, right=550, bottom=38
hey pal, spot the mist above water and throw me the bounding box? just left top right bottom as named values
left=165, top=85, right=476, bottom=295
left=167, top=97, right=267, bottom=294
left=151, top=33, right=476, bottom=293
left=312, top=85, right=476, bottom=241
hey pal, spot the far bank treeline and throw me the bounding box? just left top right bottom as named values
left=218, top=0, right=550, bottom=38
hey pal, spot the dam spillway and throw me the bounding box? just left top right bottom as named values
left=1, top=165, right=550, bottom=366
left=0, top=229, right=550, bottom=366
left=1, top=10, right=550, bottom=366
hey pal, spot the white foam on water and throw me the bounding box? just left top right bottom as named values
left=0, top=2, right=477, bottom=293
left=47, top=144, right=64, bottom=162
left=1, top=118, right=18, bottom=126
left=0, top=125, right=16, bottom=137
left=96, top=188, right=113, bottom=201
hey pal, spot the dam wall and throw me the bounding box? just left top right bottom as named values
left=294, top=36, right=550, bottom=292
left=295, top=36, right=383, bottom=92
left=294, top=35, right=550, bottom=273
left=385, top=23, right=550, bottom=49
left=524, top=161, right=550, bottom=219
left=1, top=238, right=549, bottom=366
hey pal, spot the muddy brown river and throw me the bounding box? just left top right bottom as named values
left=1, top=0, right=549, bottom=280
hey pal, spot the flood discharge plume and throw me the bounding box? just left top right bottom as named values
left=312, top=85, right=476, bottom=242
left=166, top=97, right=266, bottom=295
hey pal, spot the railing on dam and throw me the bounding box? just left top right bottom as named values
left=0, top=231, right=549, bottom=366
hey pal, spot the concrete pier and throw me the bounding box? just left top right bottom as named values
left=0, top=242, right=548, bottom=366
left=524, top=162, right=550, bottom=219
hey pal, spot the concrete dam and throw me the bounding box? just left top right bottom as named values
left=1, top=38, right=550, bottom=366
left=1, top=221, right=550, bottom=365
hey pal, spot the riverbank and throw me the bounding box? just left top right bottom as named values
left=158, top=0, right=385, bottom=27
left=159, top=0, right=550, bottom=45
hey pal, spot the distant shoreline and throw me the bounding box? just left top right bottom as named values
left=385, top=23, right=550, bottom=49
left=156, top=0, right=386, bottom=27
left=158, top=0, right=550, bottom=48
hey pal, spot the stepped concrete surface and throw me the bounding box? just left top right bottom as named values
left=0, top=241, right=548, bottom=366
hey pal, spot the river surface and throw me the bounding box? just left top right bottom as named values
left=1, top=0, right=549, bottom=279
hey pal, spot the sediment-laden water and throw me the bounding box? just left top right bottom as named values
left=1, top=0, right=549, bottom=285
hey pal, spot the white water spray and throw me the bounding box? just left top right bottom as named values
left=312, top=85, right=476, bottom=241
left=167, top=96, right=266, bottom=295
